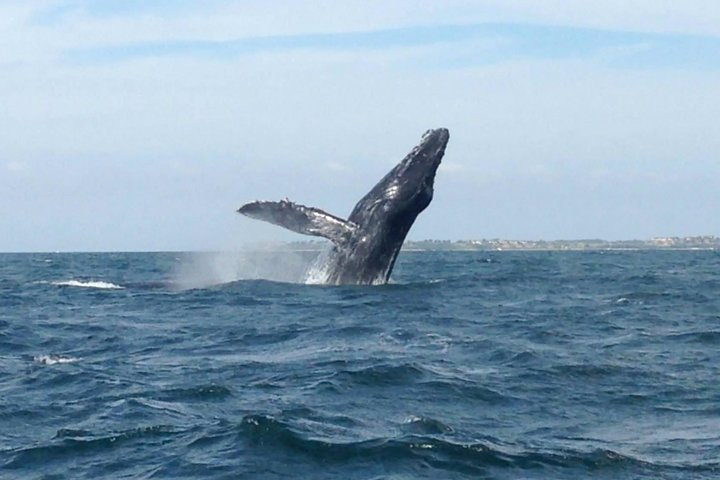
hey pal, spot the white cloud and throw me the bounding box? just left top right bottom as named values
left=438, top=162, right=466, bottom=175
left=5, top=161, right=27, bottom=173
left=2, top=0, right=720, bottom=66
left=594, top=42, right=655, bottom=63
left=461, top=0, right=720, bottom=36
left=323, top=161, right=351, bottom=173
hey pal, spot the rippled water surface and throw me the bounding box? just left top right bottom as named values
left=1, top=250, right=719, bottom=479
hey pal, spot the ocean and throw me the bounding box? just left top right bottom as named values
left=1, top=250, right=718, bottom=479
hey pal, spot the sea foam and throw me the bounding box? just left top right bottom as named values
left=33, top=355, right=80, bottom=365
left=51, top=280, right=124, bottom=290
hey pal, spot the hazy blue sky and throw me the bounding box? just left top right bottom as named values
left=2, top=1, right=719, bottom=251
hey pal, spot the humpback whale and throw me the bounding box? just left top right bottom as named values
left=237, top=128, right=449, bottom=285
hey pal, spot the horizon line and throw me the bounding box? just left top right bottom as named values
left=2, top=235, right=718, bottom=254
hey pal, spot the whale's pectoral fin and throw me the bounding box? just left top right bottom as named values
left=237, top=200, right=357, bottom=245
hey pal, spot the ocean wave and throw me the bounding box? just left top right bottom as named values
left=236, top=414, right=703, bottom=475
left=401, top=415, right=454, bottom=435
left=51, top=280, right=124, bottom=290
left=332, top=363, right=427, bottom=386
left=612, top=290, right=711, bottom=305
left=3, top=425, right=178, bottom=469
left=154, top=384, right=233, bottom=402
left=663, top=330, right=720, bottom=344
left=418, top=379, right=513, bottom=404
left=324, top=362, right=516, bottom=404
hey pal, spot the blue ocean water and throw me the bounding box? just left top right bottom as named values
left=1, top=250, right=719, bottom=479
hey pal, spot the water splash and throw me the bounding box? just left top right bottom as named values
left=303, top=249, right=332, bottom=285
left=173, top=248, right=323, bottom=289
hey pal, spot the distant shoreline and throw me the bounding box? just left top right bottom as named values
left=401, top=247, right=719, bottom=252
left=248, top=236, right=720, bottom=252
left=2, top=236, right=718, bottom=254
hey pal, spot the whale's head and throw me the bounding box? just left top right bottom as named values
left=349, top=128, right=449, bottom=226
left=337, top=128, right=449, bottom=284
left=387, top=127, right=449, bottom=212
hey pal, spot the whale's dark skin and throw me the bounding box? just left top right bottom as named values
left=237, top=128, right=449, bottom=285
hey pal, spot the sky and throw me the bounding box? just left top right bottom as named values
left=1, top=0, right=719, bottom=252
